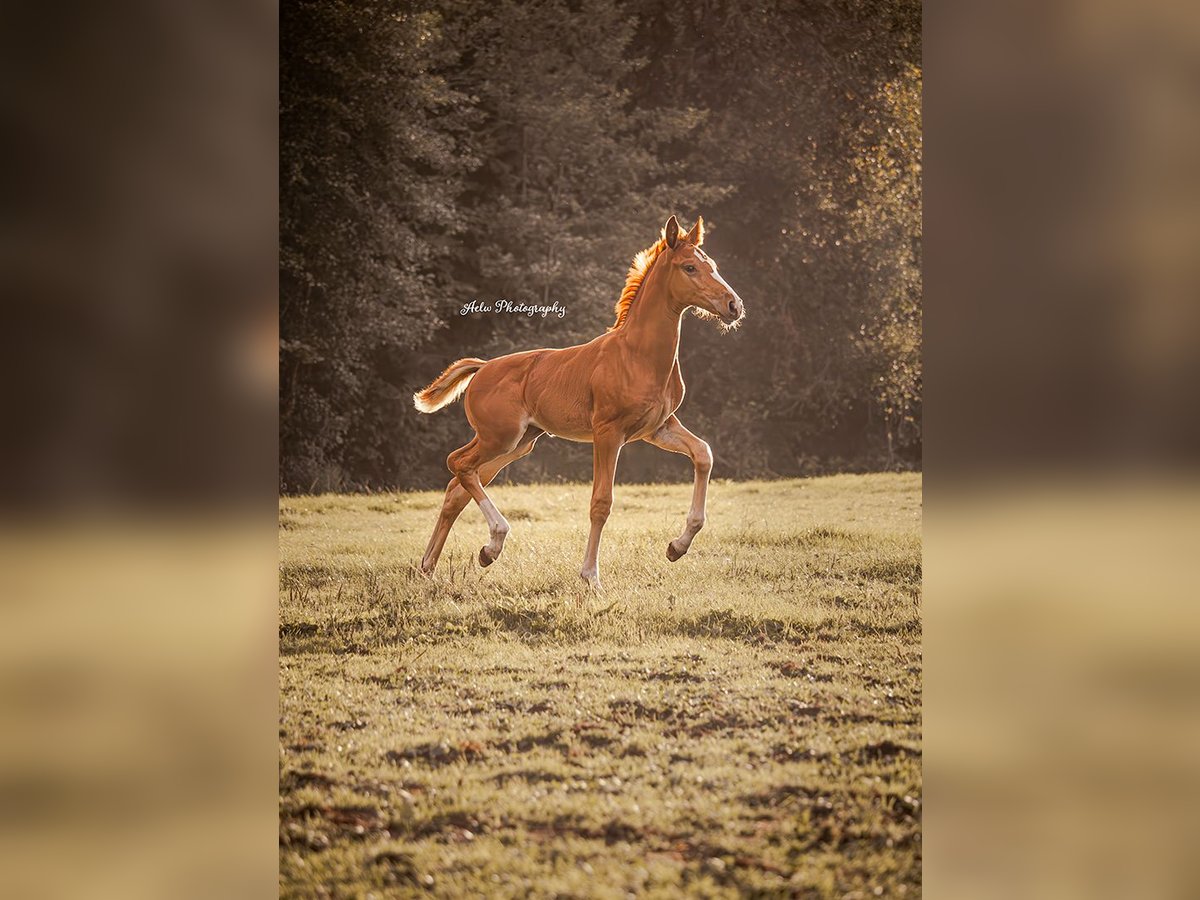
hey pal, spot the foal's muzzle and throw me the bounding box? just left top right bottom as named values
left=721, top=295, right=745, bottom=325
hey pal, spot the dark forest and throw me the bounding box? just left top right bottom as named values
left=281, top=0, right=921, bottom=492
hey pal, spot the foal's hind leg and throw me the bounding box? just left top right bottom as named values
left=448, top=424, right=534, bottom=568
left=645, top=416, right=713, bottom=561
left=420, top=477, right=472, bottom=574
left=420, top=428, right=541, bottom=574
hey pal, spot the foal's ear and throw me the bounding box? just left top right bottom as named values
left=684, top=215, right=705, bottom=246
left=663, top=215, right=680, bottom=249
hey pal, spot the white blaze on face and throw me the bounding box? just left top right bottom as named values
left=697, top=249, right=737, bottom=308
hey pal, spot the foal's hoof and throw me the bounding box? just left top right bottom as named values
left=666, top=541, right=685, bottom=562
left=479, top=546, right=499, bottom=568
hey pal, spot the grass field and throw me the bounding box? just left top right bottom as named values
left=279, top=473, right=921, bottom=898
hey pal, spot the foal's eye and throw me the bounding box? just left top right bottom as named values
left=683, top=264, right=697, bottom=274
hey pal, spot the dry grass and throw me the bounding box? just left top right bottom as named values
left=280, top=473, right=921, bottom=897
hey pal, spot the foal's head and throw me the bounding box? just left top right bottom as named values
left=661, top=215, right=745, bottom=329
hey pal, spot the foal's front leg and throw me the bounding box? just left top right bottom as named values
left=580, top=429, right=624, bottom=590
left=645, top=416, right=713, bottom=561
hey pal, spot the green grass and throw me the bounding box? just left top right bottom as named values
left=280, top=473, right=921, bottom=897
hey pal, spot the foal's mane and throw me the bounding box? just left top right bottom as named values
left=608, top=236, right=668, bottom=332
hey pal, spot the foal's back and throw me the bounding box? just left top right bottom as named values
left=462, top=333, right=615, bottom=443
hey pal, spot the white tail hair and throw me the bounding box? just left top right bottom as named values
left=413, top=357, right=487, bottom=413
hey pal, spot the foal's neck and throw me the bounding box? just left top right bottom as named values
left=618, top=261, right=684, bottom=378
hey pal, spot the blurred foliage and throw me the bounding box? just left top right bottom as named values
left=280, top=0, right=922, bottom=492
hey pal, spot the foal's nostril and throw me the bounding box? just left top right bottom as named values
left=727, top=299, right=740, bottom=317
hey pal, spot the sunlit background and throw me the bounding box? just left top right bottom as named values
left=279, top=0, right=922, bottom=492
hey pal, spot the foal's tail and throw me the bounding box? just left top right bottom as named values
left=413, top=357, right=487, bottom=413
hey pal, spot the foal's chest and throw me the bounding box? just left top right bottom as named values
left=623, top=368, right=685, bottom=440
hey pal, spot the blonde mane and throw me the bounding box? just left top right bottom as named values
left=609, top=237, right=668, bottom=331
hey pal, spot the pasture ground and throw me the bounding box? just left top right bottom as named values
left=280, top=473, right=921, bottom=898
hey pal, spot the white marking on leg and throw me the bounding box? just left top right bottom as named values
left=479, top=497, right=510, bottom=557
left=673, top=510, right=706, bottom=555
left=670, top=437, right=711, bottom=559
left=580, top=518, right=605, bottom=589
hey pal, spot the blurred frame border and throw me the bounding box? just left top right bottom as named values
left=0, top=2, right=278, bottom=898
left=925, top=0, right=1200, bottom=897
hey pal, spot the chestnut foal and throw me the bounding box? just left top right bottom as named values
left=413, top=215, right=744, bottom=589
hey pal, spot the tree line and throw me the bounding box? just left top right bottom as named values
left=281, top=0, right=921, bottom=492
